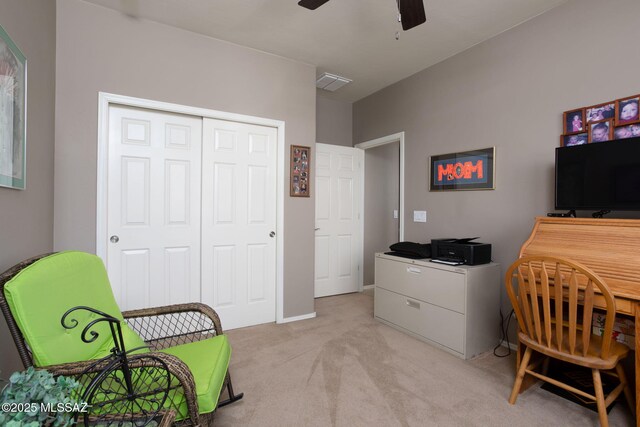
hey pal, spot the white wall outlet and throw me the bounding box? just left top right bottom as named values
left=393, top=209, right=398, bottom=219
left=413, top=210, right=427, bottom=222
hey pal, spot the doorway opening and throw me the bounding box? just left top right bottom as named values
left=355, top=132, right=405, bottom=289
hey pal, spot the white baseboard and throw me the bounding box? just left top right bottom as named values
left=362, top=285, right=375, bottom=291
left=279, top=312, right=316, bottom=324
left=502, top=341, right=518, bottom=351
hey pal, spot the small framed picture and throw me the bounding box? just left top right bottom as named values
left=290, top=145, right=310, bottom=197
left=586, top=102, right=616, bottom=124
left=615, top=95, right=640, bottom=126
left=589, top=120, right=613, bottom=143
left=614, top=124, right=640, bottom=140
left=563, top=109, right=585, bottom=134
left=561, top=133, right=588, bottom=147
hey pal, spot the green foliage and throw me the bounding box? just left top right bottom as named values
left=0, top=367, right=82, bottom=427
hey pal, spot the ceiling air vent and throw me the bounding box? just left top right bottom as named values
left=316, top=72, right=352, bottom=92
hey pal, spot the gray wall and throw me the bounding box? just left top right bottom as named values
left=316, top=94, right=352, bottom=147
left=354, top=0, right=640, bottom=315
left=0, top=0, right=56, bottom=377
left=55, top=0, right=316, bottom=318
left=363, top=143, right=399, bottom=286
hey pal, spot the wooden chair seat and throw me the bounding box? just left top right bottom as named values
left=518, top=330, right=628, bottom=370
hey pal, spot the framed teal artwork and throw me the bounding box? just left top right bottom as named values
left=0, top=23, right=26, bottom=190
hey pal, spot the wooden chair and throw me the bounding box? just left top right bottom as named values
left=505, top=255, right=634, bottom=426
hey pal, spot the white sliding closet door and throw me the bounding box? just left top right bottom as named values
left=107, top=105, right=202, bottom=311
left=201, top=118, right=277, bottom=330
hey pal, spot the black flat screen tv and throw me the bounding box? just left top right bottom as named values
left=555, top=136, right=640, bottom=211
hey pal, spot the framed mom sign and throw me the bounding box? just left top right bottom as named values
left=429, top=147, right=495, bottom=191
left=0, top=24, right=26, bottom=190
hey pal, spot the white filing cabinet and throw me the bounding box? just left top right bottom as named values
left=374, top=253, right=500, bottom=359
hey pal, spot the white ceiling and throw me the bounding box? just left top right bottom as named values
left=83, top=0, right=568, bottom=102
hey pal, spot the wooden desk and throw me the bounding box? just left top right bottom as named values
left=519, top=217, right=640, bottom=424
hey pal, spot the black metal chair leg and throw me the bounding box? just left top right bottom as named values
left=217, top=373, right=244, bottom=407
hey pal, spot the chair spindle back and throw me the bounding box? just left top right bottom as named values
left=505, top=255, right=616, bottom=359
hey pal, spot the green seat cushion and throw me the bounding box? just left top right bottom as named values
left=161, top=335, right=231, bottom=416
left=3, top=251, right=147, bottom=366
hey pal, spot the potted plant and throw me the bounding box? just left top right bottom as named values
left=0, top=367, right=82, bottom=427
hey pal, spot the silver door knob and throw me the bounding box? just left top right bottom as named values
left=269, top=231, right=275, bottom=238
left=110, top=235, right=120, bottom=243
left=314, top=228, right=320, bottom=231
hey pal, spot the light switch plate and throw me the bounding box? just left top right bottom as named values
left=413, top=210, right=427, bottom=222
left=393, top=210, right=398, bottom=219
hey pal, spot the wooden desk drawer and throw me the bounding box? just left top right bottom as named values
left=375, top=287, right=465, bottom=354
left=375, top=257, right=466, bottom=313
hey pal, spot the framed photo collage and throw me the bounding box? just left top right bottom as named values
left=561, top=94, right=640, bottom=147
left=290, top=145, right=310, bottom=197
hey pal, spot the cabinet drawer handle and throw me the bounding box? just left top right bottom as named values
left=406, top=299, right=420, bottom=309
left=407, top=267, right=421, bottom=274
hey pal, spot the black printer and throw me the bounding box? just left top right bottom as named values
left=431, top=238, right=491, bottom=265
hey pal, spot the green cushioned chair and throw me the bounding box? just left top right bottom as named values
left=0, top=251, right=243, bottom=426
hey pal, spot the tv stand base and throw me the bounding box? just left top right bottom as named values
left=547, top=210, right=576, bottom=218
left=592, top=209, right=611, bottom=218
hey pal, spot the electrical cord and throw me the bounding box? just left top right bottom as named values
left=493, top=308, right=515, bottom=357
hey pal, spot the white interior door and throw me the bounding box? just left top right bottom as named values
left=314, top=143, right=362, bottom=298
left=107, top=105, right=202, bottom=311
left=201, top=118, right=277, bottom=329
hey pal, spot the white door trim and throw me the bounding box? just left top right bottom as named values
left=355, top=132, right=405, bottom=290
left=96, top=92, right=286, bottom=324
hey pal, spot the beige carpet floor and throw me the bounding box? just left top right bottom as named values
left=214, top=291, right=634, bottom=426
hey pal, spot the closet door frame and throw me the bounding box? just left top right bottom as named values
left=96, top=92, right=286, bottom=324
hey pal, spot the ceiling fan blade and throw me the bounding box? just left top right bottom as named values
left=399, top=0, right=426, bottom=31
left=298, top=0, right=330, bottom=10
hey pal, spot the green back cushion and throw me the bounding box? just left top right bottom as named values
left=4, top=251, right=146, bottom=366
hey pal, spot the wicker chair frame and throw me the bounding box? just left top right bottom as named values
left=0, top=253, right=243, bottom=426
